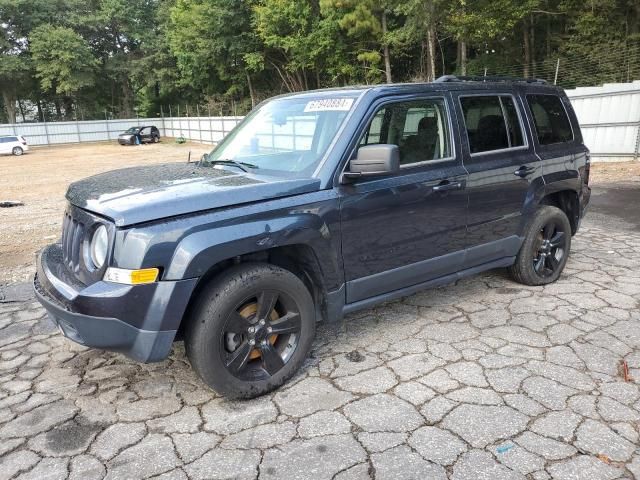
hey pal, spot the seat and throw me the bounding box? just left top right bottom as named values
left=401, top=116, right=439, bottom=164
left=472, top=115, right=508, bottom=153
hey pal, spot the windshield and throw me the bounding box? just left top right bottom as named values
left=125, top=127, right=140, bottom=134
left=207, top=94, right=358, bottom=176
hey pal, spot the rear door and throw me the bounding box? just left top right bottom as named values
left=523, top=93, right=580, bottom=183
left=452, top=90, right=540, bottom=265
left=0, top=137, right=15, bottom=154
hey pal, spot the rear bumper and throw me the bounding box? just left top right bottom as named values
left=581, top=184, right=591, bottom=215
left=575, top=184, right=591, bottom=232
left=34, top=244, right=198, bottom=362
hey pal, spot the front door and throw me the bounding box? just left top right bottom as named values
left=452, top=91, right=541, bottom=266
left=339, top=96, right=468, bottom=304
left=139, top=127, right=152, bottom=143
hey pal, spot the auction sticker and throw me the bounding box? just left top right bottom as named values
left=304, top=98, right=354, bottom=112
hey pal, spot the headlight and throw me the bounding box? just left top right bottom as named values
left=90, top=225, right=108, bottom=268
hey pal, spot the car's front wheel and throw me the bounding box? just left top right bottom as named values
left=12, top=146, right=23, bottom=156
left=185, top=263, right=315, bottom=398
left=509, top=205, right=572, bottom=286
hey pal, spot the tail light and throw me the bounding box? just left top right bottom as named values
left=20, top=136, right=27, bottom=145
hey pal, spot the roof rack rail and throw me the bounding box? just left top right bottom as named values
left=434, top=75, right=548, bottom=85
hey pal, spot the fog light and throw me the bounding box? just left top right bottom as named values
left=104, top=267, right=159, bottom=285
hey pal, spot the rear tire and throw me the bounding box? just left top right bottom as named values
left=509, top=206, right=571, bottom=286
left=153, top=135, right=159, bottom=143
left=185, top=263, right=315, bottom=398
left=12, top=147, right=23, bottom=156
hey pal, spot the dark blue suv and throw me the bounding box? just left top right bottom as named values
left=35, top=76, right=591, bottom=398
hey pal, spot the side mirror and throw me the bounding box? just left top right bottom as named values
left=343, top=144, right=400, bottom=181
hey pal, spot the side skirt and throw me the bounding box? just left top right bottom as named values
left=340, top=256, right=515, bottom=317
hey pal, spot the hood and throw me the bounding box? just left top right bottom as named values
left=66, top=163, right=321, bottom=226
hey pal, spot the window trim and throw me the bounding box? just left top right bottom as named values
left=525, top=93, right=575, bottom=146
left=458, top=93, right=529, bottom=158
left=354, top=95, right=457, bottom=171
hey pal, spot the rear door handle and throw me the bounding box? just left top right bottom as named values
left=433, top=181, right=463, bottom=192
left=514, top=166, right=537, bottom=178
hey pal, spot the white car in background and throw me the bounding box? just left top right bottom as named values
left=0, top=135, right=29, bottom=156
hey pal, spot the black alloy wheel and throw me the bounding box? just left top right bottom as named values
left=509, top=205, right=572, bottom=286
left=185, top=263, right=315, bottom=398
left=222, top=290, right=302, bottom=381
left=532, top=221, right=567, bottom=278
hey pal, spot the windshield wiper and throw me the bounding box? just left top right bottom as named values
left=203, top=157, right=258, bottom=172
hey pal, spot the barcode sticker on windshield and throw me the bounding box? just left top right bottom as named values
left=304, top=98, right=354, bottom=112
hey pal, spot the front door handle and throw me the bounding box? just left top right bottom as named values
left=433, top=181, right=463, bottom=192
left=514, top=166, right=537, bottom=178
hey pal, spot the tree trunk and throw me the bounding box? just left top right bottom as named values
left=2, top=90, right=17, bottom=123
left=246, top=72, right=256, bottom=108
left=420, top=40, right=427, bottom=80
left=120, top=78, right=134, bottom=118
left=37, top=100, right=44, bottom=122
left=382, top=11, right=392, bottom=83
left=523, top=18, right=531, bottom=78
left=63, top=97, right=74, bottom=120
left=54, top=99, right=62, bottom=120
left=460, top=39, right=467, bottom=76
left=426, top=26, right=437, bottom=81
left=530, top=14, right=536, bottom=77
left=17, top=99, right=26, bottom=122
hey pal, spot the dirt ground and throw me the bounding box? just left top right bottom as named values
left=0, top=141, right=210, bottom=284
left=590, top=160, right=640, bottom=183
left=0, top=143, right=638, bottom=284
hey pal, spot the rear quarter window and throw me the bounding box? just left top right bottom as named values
left=526, top=94, right=573, bottom=145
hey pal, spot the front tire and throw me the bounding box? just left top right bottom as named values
left=185, top=263, right=315, bottom=398
left=12, top=146, right=23, bottom=156
left=509, top=206, right=572, bottom=286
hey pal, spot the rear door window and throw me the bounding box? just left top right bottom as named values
left=526, top=94, right=573, bottom=145
left=460, top=95, right=526, bottom=154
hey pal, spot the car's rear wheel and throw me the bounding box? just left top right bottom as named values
left=12, top=146, right=23, bottom=156
left=185, top=263, right=315, bottom=398
left=153, top=135, right=159, bottom=143
left=509, top=205, right=571, bottom=286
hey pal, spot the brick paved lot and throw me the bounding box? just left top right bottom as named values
left=1, top=219, right=639, bottom=480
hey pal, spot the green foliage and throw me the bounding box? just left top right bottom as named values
left=30, top=25, right=97, bottom=96
left=1, top=0, right=638, bottom=120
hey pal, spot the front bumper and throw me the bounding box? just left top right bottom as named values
left=118, top=136, right=135, bottom=145
left=34, top=244, right=198, bottom=362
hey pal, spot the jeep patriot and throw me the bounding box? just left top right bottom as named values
left=35, top=76, right=591, bottom=398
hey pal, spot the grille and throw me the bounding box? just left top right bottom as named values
left=61, top=211, right=86, bottom=273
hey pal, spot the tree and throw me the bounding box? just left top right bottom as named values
left=169, top=0, right=262, bottom=105
left=30, top=25, right=97, bottom=102
left=321, top=0, right=397, bottom=83
left=0, top=56, right=31, bottom=123
left=254, top=0, right=332, bottom=91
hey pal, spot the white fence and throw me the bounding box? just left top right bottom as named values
left=0, top=116, right=243, bottom=146
left=566, top=81, right=640, bottom=162
left=2, top=82, right=640, bottom=161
